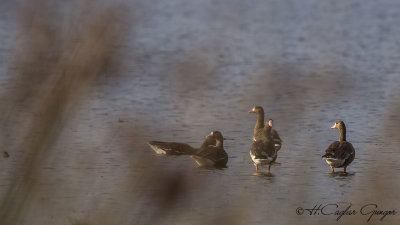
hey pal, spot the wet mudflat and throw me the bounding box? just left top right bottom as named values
left=0, top=0, right=400, bottom=225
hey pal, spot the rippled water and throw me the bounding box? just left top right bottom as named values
left=1, top=0, right=400, bottom=225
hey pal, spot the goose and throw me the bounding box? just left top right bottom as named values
left=191, top=131, right=228, bottom=167
left=322, top=120, right=355, bottom=173
left=250, top=122, right=277, bottom=173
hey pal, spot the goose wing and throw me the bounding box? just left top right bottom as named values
left=250, top=140, right=276, bottom=159
left=195, top=146, right=228, bottom=165
left=322, top=141, right=354, bottom=160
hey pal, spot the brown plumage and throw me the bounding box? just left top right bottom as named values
left=248, top=106, right=265, bottom=142
left=266, top=119, right=282, bottom=151
left=322, top=120, right=355, bottom=173
left=250, top=124, right=276, bottom=173
left=191, top=131, right=228, bottom=167
left=249, top=106, right=277, bottom=173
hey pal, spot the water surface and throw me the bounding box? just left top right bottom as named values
left=0, top=0, right=400, bottom=225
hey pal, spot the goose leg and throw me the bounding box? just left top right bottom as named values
left=267, top=164, right=271, bottom=173
left=330, top=167, right=334, bottom=173
left=343, top=166, right=347, bottom=173
left=255, top=165, right=259, bottom=173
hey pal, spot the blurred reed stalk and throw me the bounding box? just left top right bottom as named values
left=0, top=1, right=129, bottom=224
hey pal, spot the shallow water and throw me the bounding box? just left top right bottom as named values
left=0, top=0, right=400, bottom=225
